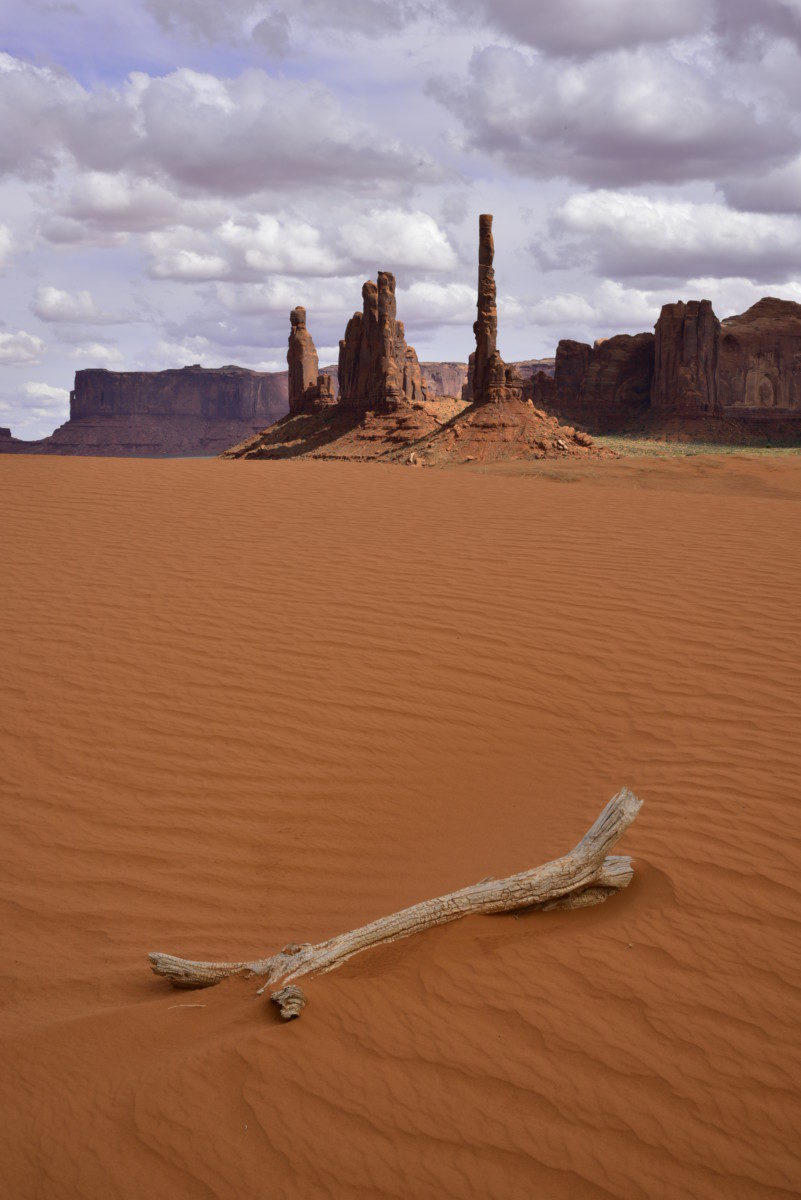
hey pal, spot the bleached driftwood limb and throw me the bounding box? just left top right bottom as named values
left=271, top=985, right=308, bottom=1020
left=149, top=787, right=641, bottom=1013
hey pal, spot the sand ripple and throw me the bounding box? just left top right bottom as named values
left=1, top=454, right=800, bottom=1198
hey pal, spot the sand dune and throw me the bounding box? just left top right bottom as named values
left=1, top=453, right=800, bottom=1199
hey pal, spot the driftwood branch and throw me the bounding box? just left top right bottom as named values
left=149, top=787, right=641, bottom=1016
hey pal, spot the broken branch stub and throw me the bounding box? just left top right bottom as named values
left=149, top=787, right=642, bottom=1014
left=271, top=985, right=307, bottom=1020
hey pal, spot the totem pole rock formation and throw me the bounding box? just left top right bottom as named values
left=338, top=272, right=427, bottom=415
left=464, top=214, right=523, bottom=406
left=471, top=213, right=498, bottom=403
left=287, top=306, right=335, bottom=415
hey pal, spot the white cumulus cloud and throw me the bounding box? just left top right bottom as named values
left=431, top=43, right=794, bottom=187
left=217, top=215, right=344, bottom=276
left=215, top=275, right=361, bottom=318
left=0, top=55, right=442, bottom=199
left=339, top=209, right=458, bottom=273
left=0, top=222, right=13, bottom=268
left=0, top=330, right=45, bottom=364
left=548, top=190, right=801, bottom=280
left=67, top=342, right=124, bottom=366
left=456, top=0, right=711, bottom=57
left=144, top=238, right=232, bottom=281
left=32, top=286, right=123, bottom=323
left=22, top=381, right=70, bottom=414
left=142, top=208, right=457, bottom=282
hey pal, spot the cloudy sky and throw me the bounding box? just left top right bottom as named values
left=3, top=0, right=801, bottom=437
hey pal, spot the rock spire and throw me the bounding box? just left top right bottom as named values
left=338, top=271, right=426, bottom=415
left=465, top=214, right=523, bottom=405
left=471, top=213, right=498, bottom=404
left=287, top=306, right=335, bottom=415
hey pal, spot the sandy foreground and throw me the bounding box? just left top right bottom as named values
left=1, top=453, right=800, bottom=1200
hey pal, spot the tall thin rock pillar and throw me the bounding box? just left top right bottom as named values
left=468, top=214, right=522, bottom=406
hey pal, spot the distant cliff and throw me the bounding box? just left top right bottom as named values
left=71, top=365, right=287, bottom=421
left=531, top=297, right=801, bottom=431
left=4, top=365, right=289, bottom=457
left=653, top=297, right=801, bottom=418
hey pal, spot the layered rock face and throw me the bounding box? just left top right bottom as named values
left=717, top=298, right=801, bottom=415
left=338, top=272, right=427, bottom=415
left=70, top=365, right=285, bottom=422
left=465, top=214, right=524, bottom=406
left=580, top=335, right=653, bottom=419
left=287, top=307, right=335, bottom=415
left=651, top=301, right=720, bottom=415
left=583, top=335, right=655, bottom=415
left=651, top=297, right=801, bottom=418
left=531, top=335, right=654, bottom=431
left=4, top=366, right=289, bottom=456
left=514, top=358, right=556, bottom=385
left=420, top=362, right=469, bottom=399
left=536, top=294, right=801, bottom=429
left=554, top=341, right=593, bottom=410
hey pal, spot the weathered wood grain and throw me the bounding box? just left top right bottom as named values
left=149, top=788, right=642, bottom=1015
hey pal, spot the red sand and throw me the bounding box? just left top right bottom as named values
left=1, top=453, right=800, bottom=1199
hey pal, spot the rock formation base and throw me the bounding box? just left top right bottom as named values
left=221, top=395, right=609, bottom=466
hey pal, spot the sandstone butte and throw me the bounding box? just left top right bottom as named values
left=531, top=295, right=801, bottom=436
left=1, top=366, right=289, bottom=458
left=222, top=218, right=606, bottom=466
